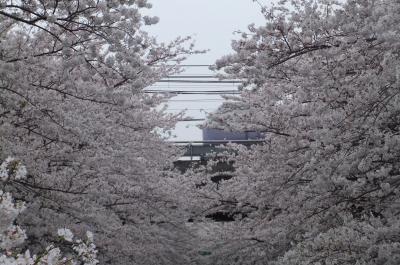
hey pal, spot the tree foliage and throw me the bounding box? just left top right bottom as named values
left=186, top=0, right=400, bottom=264
left=0, top=1, right=196, bottom=264
left=1, top=157, right=99, bottom=265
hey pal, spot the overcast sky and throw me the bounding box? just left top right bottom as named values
left=146, top=0, right=266, bottom=64
left=145, top=0, right=267, bottom=141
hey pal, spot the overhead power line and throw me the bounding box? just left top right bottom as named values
left=151, top=86, right=237, bottom=89
left=155, top=64, right=213, bottom=67
left=177, top=64, right=212, bottom=67
left=177, top=118, right=206, bottom=122
left=156, top=80, right=242, bottom=84
left=166, top=75, right=217, bottom=79
left=168, top=98, right=223, bottom=102
left=168, top=108, right=216, bottom=111
left=171, top=140, right=266, bottom=144
left=144, top=90, right=240, bottom=95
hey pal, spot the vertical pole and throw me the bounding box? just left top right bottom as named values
left=190, top=143, right=193, bottom=161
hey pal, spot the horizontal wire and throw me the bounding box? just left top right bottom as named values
left=176, top=64, right=213, bottom=67
left=168, top=98, right=224, bottom=102
left=156, top=80, right=242, bottom=84
left=165, top=75, right=217, bottom=79
left=150, top=87, right=237, bottom=90
left=168, top=108, right=217, bottom=111
left=145, top=91, right=240, bottom=95
left=146, top=89, right=238, bottom=92
left=177, top=118, right=206, bottom=121
left=154, top=64, right=213, bottom=67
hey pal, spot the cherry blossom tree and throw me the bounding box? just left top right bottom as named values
left=0, top=1, right=197, bottom=264
left=1, top=157, right=99, bottom=265
left=185, top=0, right=400, bottom=264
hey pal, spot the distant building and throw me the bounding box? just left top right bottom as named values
left=202, top=128, right=263, bottom=141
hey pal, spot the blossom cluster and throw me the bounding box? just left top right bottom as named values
left=0, top=158, right=98, bottom=265
left=182, top=0, right=400, bottom=264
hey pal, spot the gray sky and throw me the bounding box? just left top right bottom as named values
left=145, top=0, right=266, bottom=141
left=147, top=0, right=265, bottom=64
